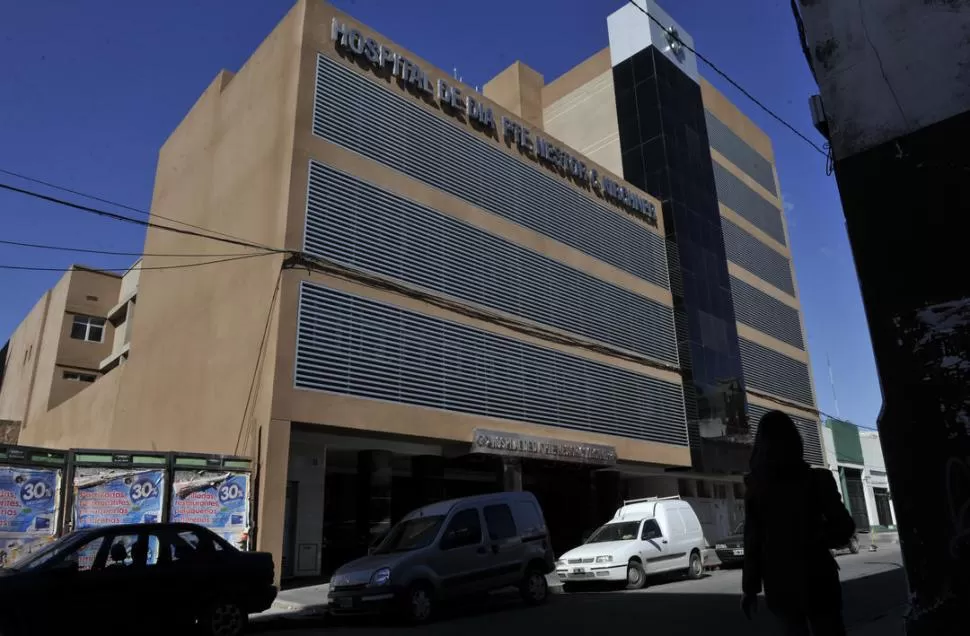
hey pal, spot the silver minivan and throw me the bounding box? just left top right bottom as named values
left=327, top=491, right=555, bottom=623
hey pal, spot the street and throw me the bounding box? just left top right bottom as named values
left=254, top=546, right=906, bottom=635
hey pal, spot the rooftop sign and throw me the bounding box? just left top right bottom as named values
left=330, top=19, right=657, bottom=226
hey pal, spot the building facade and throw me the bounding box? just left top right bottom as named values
left=5, top=0, right=821, bottom=580
left=823, top=418, right=897, bottom=534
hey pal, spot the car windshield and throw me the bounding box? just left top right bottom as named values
left=372, top=515, right=445, bottom=554
left=8, top=531, right=88, bottom=571
left=586, top=521, right=641, bottom=543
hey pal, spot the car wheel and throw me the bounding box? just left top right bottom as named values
left=687, top=551, right=703, bottom=580
left=520, top=567, right=548, bottom=605
left=849, top=536, right=860, bottom=554
left=625, top=561, right=647, bottom=590
left=404, top=582, right=434, bottom=624
left=201, top=600, right=248, bottom=636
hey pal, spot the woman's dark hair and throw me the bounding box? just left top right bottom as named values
left=749, top=410, right=805, bottom=475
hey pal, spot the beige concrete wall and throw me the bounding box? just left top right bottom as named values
left=25, top=274, right=71, bottom=426
left=0, top=291, right=50, bottom=424
left=482, top=61, right=544, bottom=129
left=21, top=2, right=304, bottom=456
left=543, top=68, right=622, bottom=177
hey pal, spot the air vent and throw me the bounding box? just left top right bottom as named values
left=721, top=218, right=794, bottom=296
left=295, top=282, right=689, bottom=447
left=304, top=162, right=679, bottom=365
left=313, top=55, right=670, bottom=288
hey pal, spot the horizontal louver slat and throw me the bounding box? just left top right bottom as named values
left=704, top=111, right=777, bottom=196
left=313, top=55, right=670, bottom=289
left=747, top=402, right=824, bottom=466
left=739, top=337, right=814, bottom=406
left=721, top=218, right=795, bottom=295
left=729, top=275, right=804, bottom=350
left=305, top=162, right=679, bottom=365
left=296, top=282, right=689, bottom=446
left=712, top=161, right=786, bottom=245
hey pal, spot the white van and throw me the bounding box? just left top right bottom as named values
left=556, top=496, right=706, bottom=590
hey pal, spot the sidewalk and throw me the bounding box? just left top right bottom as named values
left=848, top=604, right=907, bottom=635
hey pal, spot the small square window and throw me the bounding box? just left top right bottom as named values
left=70, top=315, right=106, bottom=342
left=63, top=370, right=97, bottom=383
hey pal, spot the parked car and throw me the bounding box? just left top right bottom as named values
left=0, top=522, right=276, bottom=636
left=327, top=491, right=555, bottom=623
left=556, top=496, right=706, bottom=590
left=713, top=521, right=746, bottom=567
left=715, top=522, right=861, bottom=568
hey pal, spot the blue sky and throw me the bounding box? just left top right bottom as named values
left=0, top=0, right=880, bottom=427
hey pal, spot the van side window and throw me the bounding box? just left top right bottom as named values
left=510, top=501, right=544, bottom=536
left=484, top=504, right=518, bottom=541
left=641, top=519, right=663, bottom=540
left=440, top=509, right=482, bottom=550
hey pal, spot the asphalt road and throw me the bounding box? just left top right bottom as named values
left=254, top=546, right=907, bottom=636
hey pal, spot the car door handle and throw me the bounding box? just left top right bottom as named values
left=662, top=539, right=668, bottom=544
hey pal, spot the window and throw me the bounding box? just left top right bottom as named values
left=70, top=315, right=105, bottom=342
left=641, top=519, right=663, bottom=541
left=440, top=509, right=482, bottom=550
left=63, top=370, right=97, bottom=383
left=484, top=504, right=517, bottom=541
left=510, top=501, right=544, bottom=536
left=587, top=521, right=640, bottom=543
left=168, top=530, right=212, bottom=563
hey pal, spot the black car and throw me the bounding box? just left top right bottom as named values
left=713, top=521, right=746, bottom=567
left=714, top=521, right=862, bottom=568
left=0, top=522, right=277, bottom=636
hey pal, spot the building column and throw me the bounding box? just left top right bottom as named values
left=593, top=470, right=622, bottom=523
left=498, top=457, right=523, bottom=492
left=356, top=450, right=392, bottom=552
left=255, top=418, right=291, bottom=587
left=411, top=455, right=445, bottom=509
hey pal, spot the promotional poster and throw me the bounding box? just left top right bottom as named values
left=0, top=467, right=61, bottom=568
left=73, top=468, right=165, bottom=529
left=171, top=471, right=250, bottom=549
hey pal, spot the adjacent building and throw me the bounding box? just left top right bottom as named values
left=1, top=0, right=822, bottom=580
left=823, top=418, right=896, bottom=534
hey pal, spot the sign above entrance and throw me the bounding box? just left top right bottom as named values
left=330, top=19, right=657, bottom=226
left=471, top=429, right=617, bottom=466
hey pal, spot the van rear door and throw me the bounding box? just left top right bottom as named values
left=483, top=502, right=525, bottom=587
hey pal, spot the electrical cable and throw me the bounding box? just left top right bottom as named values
left=0, top=251, right=281, bottom=273
left=626, top=0, right=827, bottom=157
left=234, top=268, right=284, bottom=456
left=0, top=181, right=283, bottom=254
left=0, top=167, right=259, bottom=245
left=0, top=237, right=268, bottom=259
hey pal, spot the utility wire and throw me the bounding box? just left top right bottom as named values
left=0, top=181, right=283, bottom=254
left=0, top=167, right=257, bottom=245
left=0, top=251, right=280, bottom=273
left=234, top=268, right=284, bottom=456
left=0, top=237, right=268, bottom=259
left=626, top=0, right=827, bottom=157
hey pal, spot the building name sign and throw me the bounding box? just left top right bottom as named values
left=471, top=428, right=618, bottom=466
left=331, top=19, right=657, bottom=226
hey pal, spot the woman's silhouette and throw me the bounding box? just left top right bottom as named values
left=741, top=410, right=855, bottom=635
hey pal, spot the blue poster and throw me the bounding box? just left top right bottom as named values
left=0, top=467, right=61, bottom=568
left=73, top=468, right=165, bottom=529
left=171, top=471, right=250, bottom=549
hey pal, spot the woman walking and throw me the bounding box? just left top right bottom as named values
left=741, top=410, right=856, bottom=635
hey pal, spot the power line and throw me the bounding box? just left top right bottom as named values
left=0, top=238, right=269, bottom=259
left=0, top=181, right=283, bottom=254
left=0, top=251, right=281, bottom=273
left=626, top=0, right=827, bottom=157
left=0, top=167, right=258, bottom=245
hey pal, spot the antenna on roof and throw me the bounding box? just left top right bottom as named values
left=453, top=67, right=458, bottom=79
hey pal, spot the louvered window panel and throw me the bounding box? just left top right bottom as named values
left=296, top=282, right=689, bottom=446
left=313, top=55, right=669, bottom=289
left=739, top=337, right=814, bottom=406
left=712, top=161, right=786, bottom=245
left=721, top=218, right=794, bottom=295
left=747, top=403, right=824, bottom=466
left=704, top=111, right=777, bottom=196
left=730, top=276, right=804, bottom=350
left=305, top=163, right=679, bottom=364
